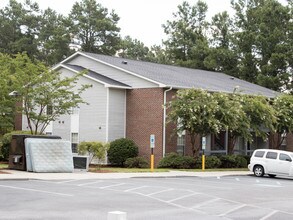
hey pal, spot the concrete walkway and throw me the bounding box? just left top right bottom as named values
left=0, top=169, right=252, bottom=180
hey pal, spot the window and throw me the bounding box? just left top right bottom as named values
left=254, top=151, right=265, bottom=158
left=177, top=134, right=185, bottom=156
left=279, top=153, right=292, bottom=162
left=71, top=133, right=79, bottom=153
left=280, top=133, right=287, bottom=150
left=266, top=152, right=277, bottom=159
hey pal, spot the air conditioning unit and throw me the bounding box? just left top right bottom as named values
left=73, top=155, right=89, bottom=172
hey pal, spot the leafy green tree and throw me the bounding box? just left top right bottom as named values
left=242, top=94, right=276, bottom=141
left=168, top=89, right=276, bottom=156
left=272, top=94, right=293, bottom=148
left=146, top=45, right=171, bottom=64
left=204, top=12, right=238, bottom=76
left=69, top=0, right=121, bottom=55
left=0, top=0, right=41, bottom=59
left=231, top=0, right=291, bottom=91
left=118, top=36, right=150, bottom=61
left=6, top=53, right=90, bottom=134
left=37, top=8, right=74, bottom=65
left=213, top=93, right=251, bottom=155
left=167, top=89, right=222, bottom=157
left=78, top=141, right=109, bottom=164
left=0, top=0, right=73, bottom=65
left=0, top=53, right=15, bottom=134
left=162, top=1, right=210, bottom=69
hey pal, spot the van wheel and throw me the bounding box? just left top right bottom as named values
left=254, top=165, right=264, bottom=177
left=268, top=174, right=276, bottom=178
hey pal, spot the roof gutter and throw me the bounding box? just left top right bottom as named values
left=163, top=87, right=172, bottom=157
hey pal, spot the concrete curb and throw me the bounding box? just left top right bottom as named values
left=0, top=169, right=252, bottom=180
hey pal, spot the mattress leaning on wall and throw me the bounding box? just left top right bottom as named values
left=25, top=138, right=74, bottom=173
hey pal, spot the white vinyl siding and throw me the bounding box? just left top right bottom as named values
left=54, top=68, right=108, bottom=143
left=68, top=55, right=157, bottom=88
left=108, top=88, right=126, bottom=141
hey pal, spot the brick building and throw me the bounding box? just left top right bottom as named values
left=20, top=52, right=292, bottom=163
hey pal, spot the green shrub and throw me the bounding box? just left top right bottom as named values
left=158, top=153, right=196, bottom=169
left=0, top=130, right=32, bottom=161
left=218, top=155, right=248, bottom=168
left=125, top=156, right=149, bottom=168
left=235, top=155, right=248, bottom=168
left=78, top=141, right=109, bottom=164
left=243, top=155, right=251, bottom=165
left=107, top=138, right=138, bottom=166
left=195, top=156, right=222, bottom=169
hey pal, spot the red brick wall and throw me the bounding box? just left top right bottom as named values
left=165, top=89, right=177, bottom=154
left=14, top=101, right=22, bottom=130
left=286, top=133, right=293, bottom=152
left=126, top=88, right=164, bottom=165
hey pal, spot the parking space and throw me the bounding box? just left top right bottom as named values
left=1, top=175, right=293, bottom=219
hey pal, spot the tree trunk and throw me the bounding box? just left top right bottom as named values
left=227, top=133, right=237, bottom=155
left=190, top=133, right=199, bottom=158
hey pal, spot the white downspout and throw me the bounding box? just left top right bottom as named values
left=163, top=87, right=172, bottom=157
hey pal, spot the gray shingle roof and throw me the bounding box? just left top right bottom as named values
left=81, top=52, right=278, bottom=98
left=64, top=64, right=131, bottom=88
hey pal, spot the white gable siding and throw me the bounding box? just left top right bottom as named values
left=108, top=88, right=126, bottom=141
left=53, top=68, right=108, bottom=143
left=68, top=55, right=158, bottom=88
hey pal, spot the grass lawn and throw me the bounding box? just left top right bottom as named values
left=89, top=166, right=170, bottom=173
left=89, top=165, right=248, bottom=173
left=177, top=168, right=249, bottom=172
left=0, top=162, right=8, bottom=169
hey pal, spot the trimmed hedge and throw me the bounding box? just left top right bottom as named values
left=125, top=156, right=149, bottom=168
left=158, top=153, right=249, bottom=169
left=107, top=138, right=138, bottom=166
left=158, top=153, right=196, bottom=169
left=217, top=155, right=248, bottom=168
left=195, top=156, right=222, bottom=169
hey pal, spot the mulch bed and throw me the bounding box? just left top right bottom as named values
left=89, top=169, right=114, bottom=173
left=0, top=170, right=10, bottom=174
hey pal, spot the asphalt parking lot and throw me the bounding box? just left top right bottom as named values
left=1, top=175, right=293, bottom=220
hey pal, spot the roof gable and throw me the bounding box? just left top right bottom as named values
left=54, top=63, right=131, bottom=89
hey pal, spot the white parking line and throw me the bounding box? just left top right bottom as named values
left=259, top=210, right=278, bottom=220
left=218, top=204, right=246, bottom=216
left=57, top=179, right=83, bottom=184
left=0, top=184, right=73, bottom=197
left=254, top=184, right=282, bottom=188
left=192, top=198, right=221, bottom=209
left=167, top=192, right=198, bottom=203
left=100, top=183, right=126, bottom=189
left=124, top=186, right=148, bottom=192
left=146, top=188, right=173, bottom=196
left=78, top=180, right=103, bottom=186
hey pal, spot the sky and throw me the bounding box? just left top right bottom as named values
left=0, top=0, right=286, bottom=47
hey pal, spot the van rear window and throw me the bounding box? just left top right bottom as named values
left=254, top=151, right=265, bottom=158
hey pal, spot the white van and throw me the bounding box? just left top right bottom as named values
left=248, top=149, right=293, bottom=177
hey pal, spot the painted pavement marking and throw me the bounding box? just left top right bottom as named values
left=0, top=184, right=73, bottom=197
